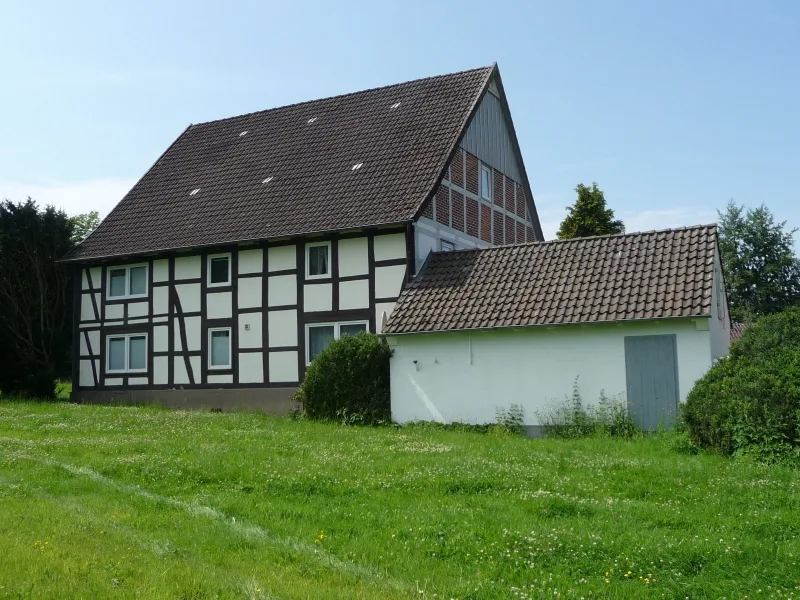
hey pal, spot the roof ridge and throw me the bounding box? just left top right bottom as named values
left=189, top=65, right=495, bottom=128
left=433, top=223, right=719, bottom=257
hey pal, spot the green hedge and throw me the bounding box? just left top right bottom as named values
left=293, top=332, right=392, bottom=424
left=683, top=308, right=800, bottom=462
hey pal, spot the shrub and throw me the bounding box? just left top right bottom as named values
left=683, top=308, right=800, bottom=461
left=495, top=404, right=526, bottom=436
left=535, top=378, right=639, bottom=439
left=293, top=332, right=391, bottom=425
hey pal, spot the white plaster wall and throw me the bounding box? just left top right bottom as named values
left=375, top=265, right=406, bottom=299
left=238, top=277, right=262, bottom=309
left=128, top=301, right=149, bottom=318
left=80, top=294, right=98, bottom=322
left=81, top=267, right=102, bottom=290
left=184, top=316, right=201, bottom=351
left=105, top=378, right=123, bottom=386
left=153, top=356, right=168, bottom=384
left=374, top=233, right=406, bottom=261
left=389, top=320, right=713, bottom=426
left=269, top=351, right=298, bottom=383
left=153, top=287, right=169, bottom=315
left=238, top=313, right=263, bottom=349
left=268, top=310, right=297, bottom=347
left=153, top=326, right=168, bottom=352
left=304, top=283, right=332, bottom=312
left=105, top=303, right=124, bottom=321
left=175, top=255, right=201, bottom=279
left=128, top=377, right=148, bottom=386
left=190, top=356, right=201, bottom=383
left=239, top=352, right=264, bottom=384
left=207, top=374, right=233, bottom=384
left=176, top=283, right=201, bottom=313
left=415, top=218, right=487, bottom=273
left=207, top=291, right=232, bottom=319
left=239, top=249, right=263, bottom=274
left=269, top=245, right=296, bottom=271
left=340, top=279, right=369, bottom=310
left=710, top=249, right=731, bottom=360
left=79, top=360, right=95, bottom=386
left=268, top=274, right=297, bottom=306
left=338, top=238, right=369, bottom=276
left=152, top=259, right=169, bottom=283
left=79, top=329, right=100, bottom=356
left=174, top=358, right=189, bottom=384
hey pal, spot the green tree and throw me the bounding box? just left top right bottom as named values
left=717, top=200, right=800, bottom=323
left=557, top=183, right=625, bottom=239
left=0, top=199, right=76, bottom=397
left=70, top=210, right=100, bottom=243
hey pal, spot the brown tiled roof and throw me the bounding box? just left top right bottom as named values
left=383, top=225, right=718, bottom=334
left=730, top=322, right=751, bottom=341
left=66, top=66, right=495, bottom=261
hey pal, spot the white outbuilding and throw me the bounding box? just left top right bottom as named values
left=383, top=225, right=730, bottom=433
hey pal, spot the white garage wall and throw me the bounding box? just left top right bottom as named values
left=389, top=319, right=713, bottom=426
left=710, top=249, right=731, bottom=361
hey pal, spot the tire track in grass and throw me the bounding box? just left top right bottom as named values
left=16, top=453, right=407, bottom=595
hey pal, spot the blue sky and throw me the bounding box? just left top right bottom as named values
left=2, top=0, right=798, bottom=239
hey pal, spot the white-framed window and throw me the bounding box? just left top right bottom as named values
left=440, top=240, right=455, bottom=252
left=108, top=264, right=148, bottom=299
left=106, top=333, right=148, bottom=373
left=306, top=241, right=331, bottom=279
left=306, top=321, right=368, bottom=364
left=207, top=253, right=231, bottom=287
left=208, top=327, right=232, bottom=369
left=480, top=165, right=492, bottom=201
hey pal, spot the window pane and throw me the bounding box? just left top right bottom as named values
left=308, top=325, right=335, bottom=361
left=108, top=337, right=126, bottom=370
left=129, top=266, right=147, bottom=295
left=340, top=323, right=367, bottom=338
left=209, top=257, right=229, bottom=284
left=128, top=336, right=147, bottom=370
left=309, top=245, right=329, bottom=276
left=441, top=240, right=455, bottom=252
left=109, top=269, right=127, bottom=297
left=211, top=330, right=230, bottom=367
left=481, top=168, right=491, bottom=199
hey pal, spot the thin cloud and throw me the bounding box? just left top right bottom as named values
left=0, top=178, right=135, bottom=218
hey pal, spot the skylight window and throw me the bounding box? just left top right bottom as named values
left=390, top=102, right=401, bottom=109
left=239, top=131, right=248, bottom=137
left=262, top=176, right=274, bottom=184
left=352, top=163, right=363, bottom=171
left=307, top=117, right=318, bottom=124
left=190, top=188, right=201, bottom=196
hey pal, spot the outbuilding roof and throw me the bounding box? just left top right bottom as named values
left=383, top=225, right=719, bottom=334
left=66, top=65, right=500, bottom=262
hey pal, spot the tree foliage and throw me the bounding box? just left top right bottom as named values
left=70, top=211, right=100, bottom=243
left=0, top=199, right=75, bottom=397
left=293, top=332, right=391, bottom=424
left=683, top=308, right=800, bottom=462
left=718, top=201, right=800, bottom=323
left=556, top=183, right=625, bottom=240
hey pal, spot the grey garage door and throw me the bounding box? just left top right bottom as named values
left=624, top=334, right=679, bottom=430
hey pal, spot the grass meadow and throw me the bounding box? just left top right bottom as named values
left=0, top=399, right=798, bottom=599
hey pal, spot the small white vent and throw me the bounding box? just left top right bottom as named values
left=262, top=176, right=274, bottom=184
left=351, top=163, right=363, bottom=171
left=307, top=117, right=318, bottom=124
left=239, top=131, right=248, bottom=137
left=390, top=102, right=401, bottom=109
left=190, top=188, right=201, bottom=196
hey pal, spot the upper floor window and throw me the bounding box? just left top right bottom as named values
left=208, top=253, right=231, bottom=287
left=441, top=240, right=455, bottom=252
left=306, top=241, right=331, bottom=279
left=107, top=333, right=147, bottom=373
left=480, top=166, right=492, bottom=201
left=108, top=264, right=148, bottom=298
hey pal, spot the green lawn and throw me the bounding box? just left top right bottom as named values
left=0, top=401, right=798, bottom=599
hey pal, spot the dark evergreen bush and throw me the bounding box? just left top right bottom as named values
left=683, top=308, right=800, bottom=461
left=293, top=332, right=392, bottom=424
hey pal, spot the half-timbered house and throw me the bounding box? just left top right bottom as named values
left=63, top=64, right=542, bottom=411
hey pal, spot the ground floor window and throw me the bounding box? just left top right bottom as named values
left=306, top=321, right=368, bottom=364
left=106, top=333, right=147, bottom=373
left=208, top=327, right=232, bottom=369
